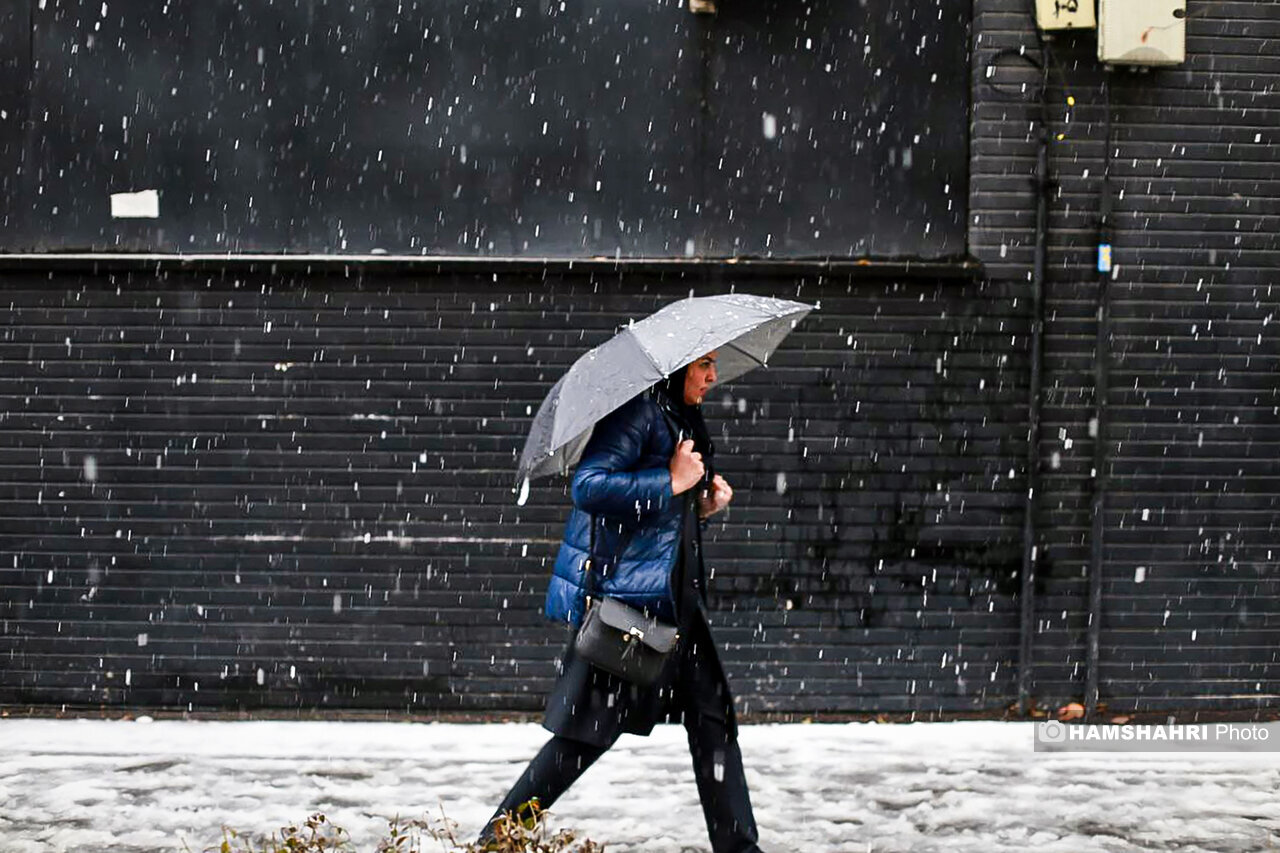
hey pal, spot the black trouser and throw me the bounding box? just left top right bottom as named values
left=483, top=715, right=762, bottom=853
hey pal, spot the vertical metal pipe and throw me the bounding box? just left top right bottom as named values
left=1018, top=57, right=1051, bottom=717
left=1085, top=73, right=1114, bottom=718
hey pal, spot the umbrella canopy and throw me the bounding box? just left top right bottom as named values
left=516, top=293, right=815, bottom=491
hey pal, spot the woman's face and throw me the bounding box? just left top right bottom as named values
left=683, top=352, right=718, bottom=405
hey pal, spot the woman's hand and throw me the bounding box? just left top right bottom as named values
left=669, top=439, right=705, bottom=495
left=698, top=474, right=733, bottom=519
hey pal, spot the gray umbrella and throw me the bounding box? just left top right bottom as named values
left=515, top=293, right=815, bottom=495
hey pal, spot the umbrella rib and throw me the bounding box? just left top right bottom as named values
left=551, top=327, right=664, bottom=450
left=627, top=327, right=668, bottom=377
left=722, top=338, right=768, bottom=368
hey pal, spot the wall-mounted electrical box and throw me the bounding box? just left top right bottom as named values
left=1035, top=0, right=1096, bottom=31
left=1098, top=0, right=1187, bottom=66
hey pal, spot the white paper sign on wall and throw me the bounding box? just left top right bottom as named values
left=110, top=189, right=160, bottom=219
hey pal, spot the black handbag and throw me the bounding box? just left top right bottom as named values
left=574, top=597, right=679, bottom=686
left=573, top=515, right=680, bottom=686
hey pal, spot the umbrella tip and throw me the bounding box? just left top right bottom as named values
left=514, top=476, right=531, bottom=506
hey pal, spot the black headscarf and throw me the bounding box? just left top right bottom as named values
left=652, top=364, right=715, bottom=487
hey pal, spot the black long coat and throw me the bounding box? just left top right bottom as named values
left=542, top=494, right=737, bottom=748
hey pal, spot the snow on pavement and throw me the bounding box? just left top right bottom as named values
left=1, top=719, right=1278, bottom=853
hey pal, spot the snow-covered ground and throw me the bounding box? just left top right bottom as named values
left=1, top=718, right=1278, bottom=853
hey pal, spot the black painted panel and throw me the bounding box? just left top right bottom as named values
left=5, top=0, right=969, bottom=258
left=701, top=1, right=970, bottom=258
left=0, top=0, right=30, bottom=234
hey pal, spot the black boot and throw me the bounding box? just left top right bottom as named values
left=477, top=735, right=610, bottom=844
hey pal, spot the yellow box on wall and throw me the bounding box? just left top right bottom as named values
left=1035, top=0, right=1096, bottom=31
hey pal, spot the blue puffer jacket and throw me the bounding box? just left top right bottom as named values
left=544, top=391, right=684, bottom=626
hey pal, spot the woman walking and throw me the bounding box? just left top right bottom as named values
left=483, top=350, right=766, bottom=853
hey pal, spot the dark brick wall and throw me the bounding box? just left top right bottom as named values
left=4, top=0, right=1278, bottom=719
left=972, top=0, right=1280, bottom=712
left=0, top=267, right=1027, bottom=715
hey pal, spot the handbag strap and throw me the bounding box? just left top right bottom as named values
left=582, top=512, right=598, bottom=607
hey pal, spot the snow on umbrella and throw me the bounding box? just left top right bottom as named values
left=515, top=293, right=815, bottom=494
